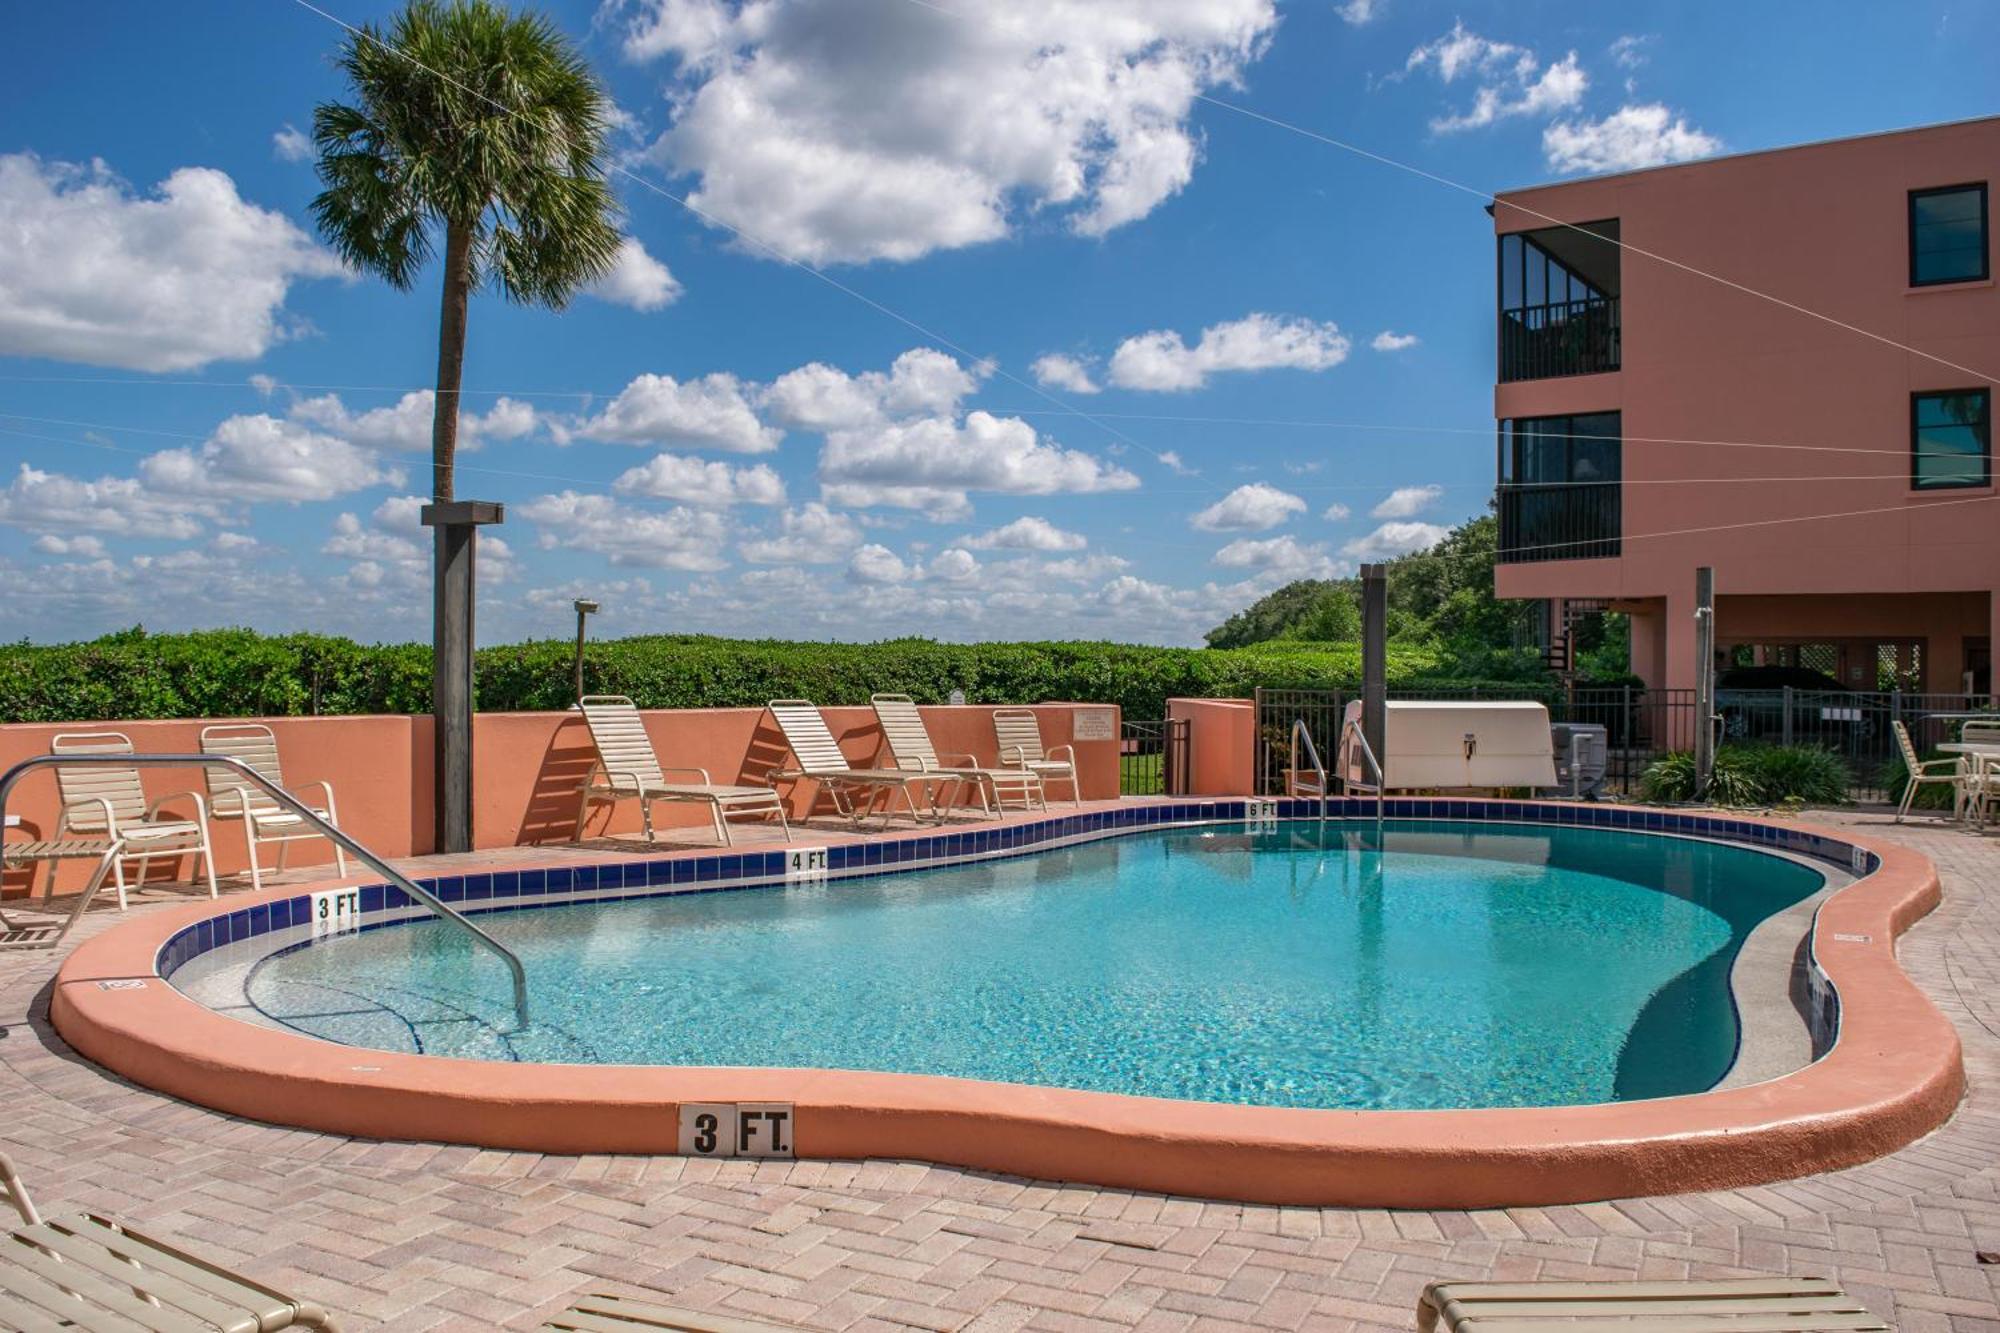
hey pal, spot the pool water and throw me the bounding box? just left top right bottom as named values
left=241, top=820, right=1825, bottom=1110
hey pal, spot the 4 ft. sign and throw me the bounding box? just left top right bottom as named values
left=676, top=1102, right=795, bottom=1159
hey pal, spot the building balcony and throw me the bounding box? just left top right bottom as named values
left=1497, top=481, right=1621, bottom=563
left=1498, top=296, right=1621, bottom=382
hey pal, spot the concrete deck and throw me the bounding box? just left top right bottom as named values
left=0, top=805, right=1995, bottom=1331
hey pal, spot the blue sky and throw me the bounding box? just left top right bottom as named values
left=0, top=0, right=1991, bottom=646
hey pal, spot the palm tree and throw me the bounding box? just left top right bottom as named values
left=309, top=0, right=622, bottom=852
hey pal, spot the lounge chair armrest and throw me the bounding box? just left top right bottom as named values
left=295, top=778, right=337, bottom=807
left=210, top=782, right=256, bottom=818
left=659, top=766, right=715, bottom=784
left=940, top=752, right=982, bottom=768
left=1048, top=744, right=1076, bottom=766
left=59, top=796, right=120, bottom=838
left=1000, top=744, right=1029, bottom=766
left=146, top=789, right=208, bottom=823
left=603, top=767, right=649, bottom=792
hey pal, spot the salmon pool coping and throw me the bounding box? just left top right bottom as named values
left=49, top=797, right=1964, bottom=1210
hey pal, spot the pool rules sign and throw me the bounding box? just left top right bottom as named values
left=677, top=1103, right=795, bottom=1159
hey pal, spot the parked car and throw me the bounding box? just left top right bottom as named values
left=1714, top=665, right=1873, bottom=740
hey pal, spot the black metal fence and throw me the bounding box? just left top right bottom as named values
left=1248, top=685, right=1997, bottom=802
left=1119, top=718, right=1190, bottom=796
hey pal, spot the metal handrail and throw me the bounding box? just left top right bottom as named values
left=0, top=753, right=530, bottom=1029
left=1340, top=717, right=1386, bottom=836
left=1287, top=719, right=1328, bottom=820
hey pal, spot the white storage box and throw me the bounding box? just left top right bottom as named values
left=1339, top=700, right=1558, bottom=791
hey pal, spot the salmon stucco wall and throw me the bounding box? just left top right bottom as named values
left=1168, top=698, right=1256, bottom=796
left=1, top=703, right=1120, bottom=895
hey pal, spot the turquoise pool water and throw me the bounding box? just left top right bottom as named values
left=242, top=820, right=1825, bottom=1110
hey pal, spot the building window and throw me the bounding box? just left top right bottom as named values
left=1909, top=184, right=1989, bottom=286
left=1497, top=221, right=1620, bottom=381
left=1496, top=412, right=1621, bottom=562
left=1911, top=389, right=1991, bottom=490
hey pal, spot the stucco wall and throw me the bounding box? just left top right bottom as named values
left=1167, top=697, right=1256, bottom=796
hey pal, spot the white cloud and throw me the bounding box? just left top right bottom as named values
left=1609, top=34, right=1654, bottom=70
left=516, top=491, right=732, bottom=569
left=613, top=452, right=786, bottom=506
left=847, top=543, right=910, bottom=585
left=1544, top=104, right=1722, bottom=174
left=323, top=495, right=516, bottom=595
left=1158, top=450, right=1196, bottom=476
left=1108, top=313, right=1349, bottom=392
left=818, top=409, right=1138, bottom=518
left=288, top=390, right=537, bottom=453
left=1322, top=502, right=1351, bottom=521
left=1371, top=330, right=1419, bottom=351
left=615, top=0, right=1278, bottom=264
left=763, top=349, right=980, bottom=431
left=1371, top=484, right=1441, bottom=519
left=141, top=414, right=403, bottom=503
left=817, top=483, right=976, bottom=523
left=0, top=153, right=341, bottom=372
left=1030, top=353, right=1100, bottom=395
left=1191, top=482, right=1307, bottom=532
left=738, top=502, right=863, bottom=563
left=1342, top=520, right=1449, bottom=560
left=927, top=547, right=981, bottom=583
left=1212, top=534, right=1345, bottom=579
left=272, top=125, right=311, bottom=162
left=1336, top=0, right=1382, bottom=24
left=0, top=465, right=218, bottom=540
left=588, top=236, right=683, bottom=311
left=962, top=516, right=1086, bottom=551
left=248, top=373, right=280, bottom=397
left=32, top=532, right=109, bottom=558
left=580, top=372, right=778, bottom=453
left=1403, top=24, right=1586, bottom=134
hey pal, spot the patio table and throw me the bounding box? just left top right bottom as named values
left=1940, top=742, right=2000, bottom=827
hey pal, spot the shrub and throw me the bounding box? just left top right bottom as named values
left=1638, top=743, right=1850, bottom=807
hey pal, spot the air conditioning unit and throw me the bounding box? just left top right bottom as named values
left=1549, top=722, right=1608, bottom=799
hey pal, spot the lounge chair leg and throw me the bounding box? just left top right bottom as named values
left=642, top=798, right=656, bottom=843
left=110, top=854, right=128, bottom=912
left=200, top=835, right=219, bottom=899
left=572, top=790, right=592, bottom=843
left=245, top=833, right=263, bottom=894
left=332, top=838, right=349, bottom=878
left=711, top=802, right=730, bottom=847
left=775, top=802, right=792, bottom=843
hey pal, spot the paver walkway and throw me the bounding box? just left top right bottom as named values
left=0, top=807, right=1995, bottom=1331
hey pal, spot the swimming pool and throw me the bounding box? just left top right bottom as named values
left=236, top=820, right=1823, bottom=1110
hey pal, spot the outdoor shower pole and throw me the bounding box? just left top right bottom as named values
left=423, top=499, right=504, bottom=855
left=571, top=599, right=599, bottom=706
left=1361, top=563, right=1388, bottom=771
left=1693, top=565, right=1717, bottom=799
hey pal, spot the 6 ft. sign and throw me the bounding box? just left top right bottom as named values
left=676, top=1103, right=795, bottom=1158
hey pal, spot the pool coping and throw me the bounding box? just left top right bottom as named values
left=50, top=798, right=1964, bottom=1209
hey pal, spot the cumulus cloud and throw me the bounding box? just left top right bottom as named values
left=1322, top=501, right=1351, bottom=521
left=1029, top=353, right=1100, bottom=395
left=579, top=372, right=778, bottom=452
left=1371, top=330, right=1419, bottom=351
left=1108, top=314, right=1349, bottom=392
left=1212, top=534, right=1345, bottom=579
left=288, top=390, right=538, bottom=452
left=613, top=452, right=785, bottom=506
left=0, top=464, right=216, bottom=539
left=272, top=125, right=311, bottom=162
left=1543, top=104, right=1721, bottom=174
left=1371, top=484, right=1442, bottom=519
left=517, top=491, right=732, bottom=569
left=763, top=348, right=980, bottom=431
left=738, top=502, right=863, bottom=564
left=613, top=0, right=1279, bottom=264
left=1336, top=0, right=1382, bottom=24
left=1403, top=23, right=1586, bottom=133
left=847, top=543, right=910, bottom=585
left=1342, top=520, right=1449, bottom=560
left=587, top=236, right=683, bottom=311
left=1609, top=34, right=1654, bottom=70
left=1191, top=482, right=1307, bottom=532
left=140, top=414, right=403, bottom=503
left=818, top=409, right=1138, bottom=519
left=0, top=153, right=341, bottom=371
left=32, top=533, right=108, bottom=558
left=962, top=516, right=1086, bottom=551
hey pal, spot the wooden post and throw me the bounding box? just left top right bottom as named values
left=423, top=500, right=504, bottom=854
left=1693, top=565, right=1716, bottom=800
left=1361, top=563, right=1388, bottom=770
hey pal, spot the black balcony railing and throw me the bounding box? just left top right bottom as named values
left=1499, top=296, right=1620, bottom=381
left=1497, top=482, right=1620, bottom=563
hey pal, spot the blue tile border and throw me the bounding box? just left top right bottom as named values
left=157, top=798, right=1872, bottom=984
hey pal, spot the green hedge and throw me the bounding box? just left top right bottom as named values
left=0, top=628, right=1544, bottom=724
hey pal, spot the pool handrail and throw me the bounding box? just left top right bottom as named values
left=1339, top=716, right=1386, bottom=835
left=0, top=752, right=530, bottom=1030
left=1287, top=719, right=1329, bottom=821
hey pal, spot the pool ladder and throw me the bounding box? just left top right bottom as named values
left=0, top=753, right=531, bottom=1030
left=1331, top=717, right=1386, bottom=837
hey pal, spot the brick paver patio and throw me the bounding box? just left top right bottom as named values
left=1, top=806, right=1996, bottom=1331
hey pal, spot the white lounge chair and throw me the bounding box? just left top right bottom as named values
left=199, top=724, right=348, bottom=892
left=0, top=833, right=124, bottom=949
left=1891, top=720, right=1961, bottom=823
left=870, top=694, right=1044, bottom=816
left=574, top=696, right=790, bottom=846
left=1418, top=1277, right=1886, bottom=1332
left=51, top=732, right=218, bottom=910
left=1956, top=719, right=2000, bottom=826
left=991, top=709, right=1081, bottom=806
left=767, top=700, right=949, bottom=828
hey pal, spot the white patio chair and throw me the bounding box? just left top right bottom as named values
left=991, top=709, right=1081, bottom=806
left=767, top=700, right=950, bottom=828
left=1957, top=720, right=2000, bottom=827
left=574, top=696, right=791, bottom=846
left=870, top=694, right=1044, bottom=816
left=51, top=732, right=217, bottom=910
left=1891, top=719, right=1962, bottom=823
left=199, top=724, right=347, bottom=892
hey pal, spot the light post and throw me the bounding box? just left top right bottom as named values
left=572, top=598, right=600, bottom=705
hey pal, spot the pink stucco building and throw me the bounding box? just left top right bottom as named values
left=1491, top=116, right=1997, bottom=695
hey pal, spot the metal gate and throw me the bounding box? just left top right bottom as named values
left=1253, top=688, right=1347, bottom=795
left=1120, top=718, right=1190, bottom=796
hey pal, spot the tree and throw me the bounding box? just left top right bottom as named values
left=309, top=0, right=622, bottom=851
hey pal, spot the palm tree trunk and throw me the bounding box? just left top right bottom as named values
left=430, top=222, right=476, bottom=853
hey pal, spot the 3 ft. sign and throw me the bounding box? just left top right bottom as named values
left=676, top=1103, right=795, bottom=1158
left=309, top=887, right=360, bottom=938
